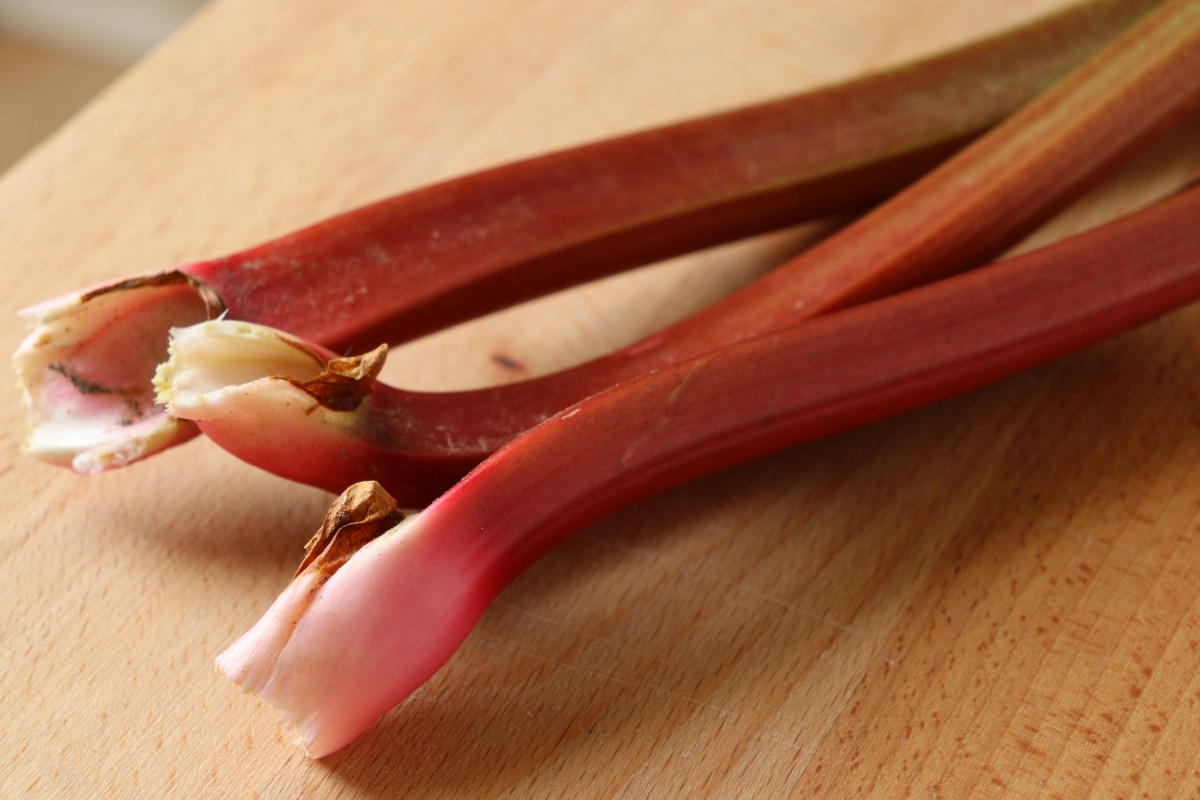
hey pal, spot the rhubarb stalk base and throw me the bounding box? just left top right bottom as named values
left=216, top=501, right=486, bottom=758
left=13, top=273, right=219, bottom=472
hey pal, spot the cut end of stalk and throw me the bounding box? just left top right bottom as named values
left=13, top=271, right=222, bottom=473
left=217, top=486, right=492, bottom=758
left=155, top=320, right=386, bottom=418
left=216, top=483, right=419, bottom=749
left=156, top=322, right=393, bottom=495
left=215, top=569, right=326, bottom=703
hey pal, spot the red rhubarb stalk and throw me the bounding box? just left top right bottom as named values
left=162, top=0, right=1200, bottom=506
left=14, top=0, right=1161, bottom=473
left=186, top=0, right=1164, bottom=353
left=217, top=178, right=1200, bottom=759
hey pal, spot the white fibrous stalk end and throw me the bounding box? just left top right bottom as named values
left=154, top=320, right=328, bottom=411
left=153, top=322, right=390, bottom=491
left=155, top=319, right=386, bottom=428
left=13, top=272, right=219, bottom=473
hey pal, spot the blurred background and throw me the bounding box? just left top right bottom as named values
left=0, top=0, right=207, bottom=174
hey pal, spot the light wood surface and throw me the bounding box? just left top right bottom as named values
left=3, top=0, right=1200, bottom=797
left=0, top=34, right=120, bottom=175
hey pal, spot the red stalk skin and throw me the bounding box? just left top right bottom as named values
left=192, top=0, right=1200, bottom=506
left=179, top=0, right=1160, bottom=355
left=426, top=181, right=1200, bottom=597
left=213, top=178, right=1200, bottom=759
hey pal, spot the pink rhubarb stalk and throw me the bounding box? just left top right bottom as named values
left=15, top=0, right=1160, bottom=473
left=218, top=179, right=1200, bottom=758
left=164, top=0, right=1200, bottom=507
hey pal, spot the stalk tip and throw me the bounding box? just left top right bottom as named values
left=13, top=271, right=216, bottom=472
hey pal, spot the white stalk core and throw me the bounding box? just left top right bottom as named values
left=154, top=320, right=326, bottom=408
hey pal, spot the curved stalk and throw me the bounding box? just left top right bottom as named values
left=166, top=0, right=1200, bottom=505
left=15, top=0, right=1161, bottom=473
left=218, top=180, right=1200, bottom=758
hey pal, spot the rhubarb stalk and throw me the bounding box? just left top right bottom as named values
left=15, top=0, right=1161, bottom=473
left=218, top=179, right=1200, bottom=758
left=163, top=0, right=1200, bottom=506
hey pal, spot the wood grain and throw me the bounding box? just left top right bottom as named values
left=2, top=0, right=1200, bottom=797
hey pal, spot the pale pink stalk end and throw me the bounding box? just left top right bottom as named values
left=216, top=484, right=491, bottom=758
left=13, top=272, right=220, bottom=472
left=216, top=571, right=326, bottom=720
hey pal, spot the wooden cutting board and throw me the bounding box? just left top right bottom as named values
left=4, top=0, right=1200, bottom=796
